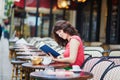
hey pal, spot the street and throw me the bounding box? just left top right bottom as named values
left=0, top=37, right=12, bottom=80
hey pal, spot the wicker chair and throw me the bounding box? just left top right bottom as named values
left=84, top=46, right=104, bottom=52
left=109, top=50, right=120, bottom=56
left=84, top=50, right=103, bottom=57
left=101, top=65, right=120, bottom=80
left=89, top=60, right=115, bottom=80
left=106, top=56, right=120, bottom=65
left=81, top=57, right=105, bottom=72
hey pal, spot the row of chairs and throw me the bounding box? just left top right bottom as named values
left=82, top=55, right=120, bottom=80
left=84, top=46, right=120, bottom=57
left=83, top=42, right=120, bottom=50
left=83, top=55, right=120, bottom=70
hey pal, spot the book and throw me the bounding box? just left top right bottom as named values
left=39, top=42, right=60, bottom=57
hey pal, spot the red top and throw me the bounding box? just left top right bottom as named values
left=63, top=35, right=84, bottom=67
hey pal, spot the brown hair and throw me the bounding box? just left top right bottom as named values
left=52, top=20, right=79, bottom=47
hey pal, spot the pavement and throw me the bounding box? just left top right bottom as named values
left=0, top=37, right=12, bottom=80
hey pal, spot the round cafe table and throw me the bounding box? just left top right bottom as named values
left=22, top=62, right=70, bottom=80
left=30, top=71, right=93, bottom=80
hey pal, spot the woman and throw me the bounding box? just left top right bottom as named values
left=49, top=20, right=85, bottom=68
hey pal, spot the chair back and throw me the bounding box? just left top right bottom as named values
left=109, top=50, right=120, bottom=56
left=84, top=50, right=103, bottom=57
left=84, top=46, right=104, bottom=52
left=101, top=65, right=120, bottom=80
left=90, top=60, right=115, bottom=80
left=106, top=56, right=120, bottom=65
left=81, top=57, right=104, bottom=72
left=84, top=54, right=92, bottom=60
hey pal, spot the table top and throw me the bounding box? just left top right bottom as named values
left=22, top=62, right=70, bottom=69
left=30, top=71, right=93, bottom=80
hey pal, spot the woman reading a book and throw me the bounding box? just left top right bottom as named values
left=49, top=20, right=85, bottom=69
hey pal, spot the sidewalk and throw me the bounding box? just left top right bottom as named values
left=0, top=37, right=12, bottom=80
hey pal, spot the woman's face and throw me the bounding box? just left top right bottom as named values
left=56, top=30, right=68, bottom=40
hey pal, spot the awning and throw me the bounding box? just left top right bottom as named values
left=14, top=0, right=24, bottom=8
left=14, top=0, right=76, bottom=10
left=14, top=0, right=57, bottom=8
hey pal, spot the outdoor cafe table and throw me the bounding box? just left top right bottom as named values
left=30, top=71, right=93, bottom=80
left=22, top=62, right=70, bottom=80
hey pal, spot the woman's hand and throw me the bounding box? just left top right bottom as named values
left=48, top=53, right=64, bottom=62
left=48, top=53, right=56, bottom=61
left=57, top=54, right=64, bottom=59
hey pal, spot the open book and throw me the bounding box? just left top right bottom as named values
left=39, top=42, right=60, bottom=57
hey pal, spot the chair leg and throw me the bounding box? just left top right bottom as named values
left=16, top=65, right=18, bottom=79
left=11, top=64, right=15, bottom=79
left=11, top=64, right=21, bottom=80
left=20, top=65, right=23, bottom=80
